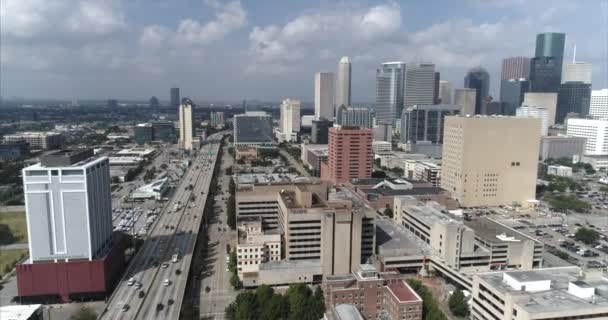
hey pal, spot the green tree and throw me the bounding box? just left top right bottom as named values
left=259, top=294, right=289, bottom=320
left=407, top=279, right=448, bottom=320
left=0, top=224, right=15, bottom=245
left=227, top=194, right=236, bottom=229
left=383, top=208, right=394, bottom=218
left=547, top=195, right=591, bottom=213
left=230, top=273, right=242, bottom=290
left=70, top=306, right=97, bottom=320
left=576, top=227, right=600, bottom=244
left=229, top=177, right=236, bottom=195
left=448, top=289, right=470, bottom=317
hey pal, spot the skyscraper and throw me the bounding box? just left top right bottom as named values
left=170, top=87, right=180, bottom=108
left=233, top=112, right=273, bottom=146
left=314, top=72, right=335, bottom=120
left=535, top=32, right=566, bottom=77
left=590, top=89, right=608, bottom=119
left=516, top=106, right=549, bottom=136
left=464, top=67, right=490, bottom=114
left=434, top=72, right=441, bottom=104
left=375, top=62, right=406, bottom=126
left=404, top=63, right=436, bottom=107
left=500, top=78, right=530, bottom=115
left=179, top=98, right=194, bottom=150
left=556, top=82, right=591, bottom=123
left=277, top=99, right=301, bottom=142
left=438, top=80, right=452, bottom=104
left=501, top=57, right=531, bottom=80
left=322, top=127, right=372, bottom=184
left=529, top=57, right=561, bottom=93
left=311, top=119, right=333, bottom=144
left=454, top=88, right=477, bottom=115
left=336, top=105, right=374, bottom=128
left=400, top=104, right=460, bottom=144
left=336, top=56, right=351, bottom=109
left=563, top=62, right=592, bottom=84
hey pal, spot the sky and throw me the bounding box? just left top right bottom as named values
left=1, top=0, right=607, bottom=103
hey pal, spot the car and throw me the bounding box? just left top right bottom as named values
left=162, top=263, right=170, bottom=268
left=122, top=304, right=130, bottom=312
left=134, top=282, right=142, bottom=289
left=127, top=278, right=135, bottom=286
left=163, top=278, right=171, bottom=286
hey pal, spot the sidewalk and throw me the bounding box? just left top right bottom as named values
left=0, top=243, right=28, bottom=251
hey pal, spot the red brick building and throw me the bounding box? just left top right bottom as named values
left=322, top=127, right=373, bottom=184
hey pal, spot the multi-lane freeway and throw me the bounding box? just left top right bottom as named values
left=100, top=133, right=224, bottom=320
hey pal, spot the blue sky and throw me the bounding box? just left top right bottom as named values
left=1, top=0, right=606, bottom=103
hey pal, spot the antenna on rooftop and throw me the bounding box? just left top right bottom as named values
left=572, top=45, right=577, bottom=63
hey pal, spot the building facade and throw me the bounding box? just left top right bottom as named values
left=323, top=127, right=373, bottom=184
left=563, top=62, right=592, bottom=84
left=336, top=106, right=374, bottom=129
left=233, top=112, right=274, bottom=146
left=170, top=87, right=180, bottom=108
left=556, top=82, right=591, bottom=123
left=464, top=67, right=490, bottom=115
left=501, top=57, right=531, bottom=80
left=566, top=118, right=608, bottom=155
left=540, top=135, right=586, bottom=160
left=134, top=123, right=154, bottom=144
left=529, top=56, right=561, bottom=93
left=441, top=116, right=540, bottom=207
left=336, top=57, right=352, bottom=109
left=404, top=63, right=436, bottom=107
left=315, top=72, right=335, bottom=120
left=376, top=62, right=406, bottom=126
left=178, top=98, right=195, bottom=150
left=311, top=119, right=333, bottom=144
left=3, top=132, right=63, bottom=150
left=516, top=106, right=549, bottom=136
left=590, top=89, right=608, bottom=119
left=277, top=99, right=301, bottom=142
left=151, top=121, right=176, bottom=142
left=522, top=92, right=558, bottom=125
left=535, top=32, right=566, bottom=77
left=210, top=111, right=225, bottom=127
left=500, top=79, right=530, bottom=115
left=454, top=88, right=477, bottom=116
left=438, top=80, right=452, bottom=104
left=399, top=104, right=460, bottom=144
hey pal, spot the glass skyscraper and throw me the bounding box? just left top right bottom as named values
left=556, top=82, right=591, bottom=124
left=400, top=104, right=460, bottom=144
left=535, top=32, right=566, bottom=77
left=530, top=56, right=561, bottom=93
left=464, top=67, right=490, bottom=114
left=500, top=79, right=530, bottom=115
left=375, top=62, right=405, bottom=126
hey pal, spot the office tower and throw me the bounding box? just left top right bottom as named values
left=483, top=100, right=506, bottom=115
left=516, top=106, right=549, bottom=136
left=590, top=89, right=608, bottom=118
left=18, top=149, right=122, bottom=301
left=323, top=127, right=372, bottom=184
left=178, top=98, right=194, bottom=150
left=433, top=72, right=440, bottom=103
left=277, top=99, right=301, bottom=142
left=540, top=136, right=587, bottom=161
left=404, top=63, right=436, bottom=107
left=151, top=120, right=176, bottom=142
left=566, top=118, right=608, bottom=155
left=501, top=56, right=531, bottom=80
left=375, top=62, right=406, bottom=126
left=314, top=72, right=335, bottom=120
left=500, top=78, right=530, bottom=115
left=464, top=66, right=490, bottom=114
left=336, top=105, right=374, bottom=128
left=399, top=104, right=460, bottom=144
left=373, top=123, right=392, bottom=142
left=170, top=87, right=180, bottom=108
left=242, top=99, right=247, bottom=112
left=563, top=62, right=592, bottom=84
left=134, top=123, right=154, bottom=144
left=311, top=119, right=333, bottom=144
left=523, top=92, right=558, bottom=125
left=556, top=82, right=591, bottom=123
left=438, top=80, right=452, bottom=104
left=336, top=56, right=351, bottom=109
left=210, top=111, right=225, bottom=127
left=149, top=96, right=159, bottom=108
left=535, top=32, right=566, bottom=77
left=441, top=116, right=540, bottom=207
left=454, top=88, right=477, bottom=115
left=107, top=99, right=118, bottom=109
left=233, top=111, right=273, bottom=145
left=529, top=56, right=561, bottom=93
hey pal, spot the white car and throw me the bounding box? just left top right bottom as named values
left=163, top=279, right=172, bottom=286
left=127, top=278, right=135, bottom=286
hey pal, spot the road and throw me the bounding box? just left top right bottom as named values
left=100, top=133, right=223, bottom=320
left=278, top=148, right=310, bottom=177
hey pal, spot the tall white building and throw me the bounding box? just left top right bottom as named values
left=566, top=118, right=608, bottom=155
left=590, top=89, right=608, bottom=119
left=438, top=80, right=452, bottom=104
left=562, top=62, right=592, bottom=84
left=179, top=98, right=194, bottom=150
left=276, top=99, right=301, bottom=142
left=404, top=63, right=436, bottom=107
left=375, top=61, right=406, bottom=126
left=314, top=72, right=335, bottom=120
left=516, top=106, right=549, bottom=136
left=523, top=92, right=558, bottom=125
left=23, top=149, right=112, bottom=262
left=336, top=56, right=352, bottom=109
left=454, top=88, right=476, bottom=116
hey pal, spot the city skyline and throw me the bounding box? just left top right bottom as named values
left=1, top=0, right=607, bottom=102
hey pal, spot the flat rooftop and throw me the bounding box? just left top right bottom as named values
left=350, top=177, right=428, bottom=186
left=386, top=280, right=422, bottom=303
left=237, top=173, right=310, bottom=185
left=362, top=186, right=445, bottom=197
left=478, top=267, right=608, bottom=314
left=465, top=217, right=539, bottom=244
left=376, top=218, right=432, bottom=257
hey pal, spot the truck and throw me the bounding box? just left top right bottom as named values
left=172, top=253, right=180, bottom=263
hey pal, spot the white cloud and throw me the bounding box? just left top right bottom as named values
left=174, top=0, right=246, bottom=46
left=139, top=25, right=170, bottom=48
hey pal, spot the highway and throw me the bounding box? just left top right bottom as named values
left=100, top=133, right=224, bottom=320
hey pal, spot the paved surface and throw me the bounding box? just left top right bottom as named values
left=0, top=243, right=28, bottom=251
left=278, top=148, right=310, bottom=177
left=100, top=134, right=223, bottom=320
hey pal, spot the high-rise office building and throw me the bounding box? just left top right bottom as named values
left=277, top=99, right=301, bottom=142
left=151, top=120, right=176, bottom=142
left=399, top=104, right=460, bottom=144
left=530, top=56, right=561, bottom=93
left=464, top=66, right=490, bottom=114
left=590, top=89, right=608, bottom=119
left=311, top=119, right=333, bottom=144
left=500, top=78, right=530, bottom=115
left=563, top=62, right=592, bottom=84
left=566, top=118, right=608, bottom=155
left=375, top=62, right=406, bottom=126
left=210, top=111, right=225, bottom=127
left=17, top=149, right=122, bottom=301
left=438, top=80, right=452, bottom=104
left=336, top=105, right=374, bottom=128
left=433, top=72, right=440, bottom=104
left=516, top=105, right=549, bottom=136
left=523, top=92, right=558, bottom=125
left=179, top=98, right=195, bottom=150
left=170, top=87, right=180, bottom=108
left=556, top=82, right=591, bottom=123
left=454, top=88, right=477, bottom=115
left=233, top=112, right=273, bottom=146
left=149, top=96, right=159, bottom=108
left=535, top=32, right=566, bottom=77
left=404, top=63, right=436, bottom=107
left=134, top=123, right=154, bottom=144
left=107, top=99, right=118, bottom=109
left=441, top=116, right=540, bottom=207
left=501, top=56, right=531, bottom=80
left=322, top=127, right=373, bottom=184
left=315, top=72, right=335, bottom=120
left=336, top=56, right=351, bottom=109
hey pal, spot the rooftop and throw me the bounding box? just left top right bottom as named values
left=386, top=280, right=423, bottom=303
left=0, top=304, right=42, bottom=320
left=376, top=218, right=432, bottom=257
left=362, top=186, right=445, bottom=197
left=326, top=304, right=364, bottom=320
left=237, top=173, right=310, bottom=185
left=466, top=217, right=539, bottom=244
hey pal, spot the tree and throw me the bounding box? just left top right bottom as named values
left=227, top=194, right=236, bottom=229
left=229, top=177, right=236, bottom=195
left=70, top=306, right=97, bottom=320
left=230, top=273, right=242, bottom=289
left=372, top=170, right=386, bottom=178
left=576, top=227, right=600, bottom=244
left=225, top=167, right=233, bottom=176
left=259, top=294, right=289, bottom=320
left=383, top=208, right=394, bottom=218
left=448, top=289, right=470, bottom=317
left=0, top=224, right=15, bottom=245
left=547, top=195, right=591, bottom=213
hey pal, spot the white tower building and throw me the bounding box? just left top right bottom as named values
left=336, top=56, right=352, bottom=109
left=314, top=72, right=335, bottom=120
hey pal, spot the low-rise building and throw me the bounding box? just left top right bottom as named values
left=130, top=177, right=169, bottom=200
left=539, top=135, right=586, bottom=161
left=579, top=154, right=608, bottom=170
left=134, top=123, right=154, bottom=144
left=301, top=144, right=328, bottom=177
left=372, top=141, right=392, bottom=153
left=115, top=148, right=156, bottom=159
left=547, top=165, right=573, bottom=177
left=3, top=131, right=63, bottom=150
left=412, top=161, right=442, bottom=187
left=0, top=141, right=29, bottom=161
left=236, top=217, right=281, bottom=277
left=235, top=146, right=258, bottom=160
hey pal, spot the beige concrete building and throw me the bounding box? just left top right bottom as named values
left=178, top=98, right=195, bottom=150
left=441, top=116, right=540, bottom=208
left=236, top=218, right=281, bottom=276
left=323, top=264, right=423, bottom=320
left=472, top=267, right=608, bottom=320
